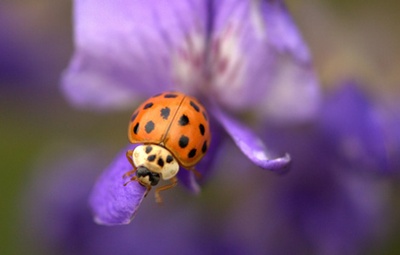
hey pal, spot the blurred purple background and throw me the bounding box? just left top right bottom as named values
left=1, top=1, right=399, bottom=254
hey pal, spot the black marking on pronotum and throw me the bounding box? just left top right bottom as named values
left=166, top=155, right=173, bottom=163
left=133, top=122, right=139, bottom=134
left=145, top=121, right=155, bottom=134
left=179, top=135, right=189, bottom=148
left=157, top=158, right=164, bottom=167
left=160, top=107, right=171, bottom=120
left=202, top=141, right=208, bottom=153
left=147, top=154, right=156, bottom=162
left=143, top=102, right=153, bottom=109
left=188, top=148, right=197, bottom=158
left=130, top=112, right=138, bottom=121
left=178, top=114, right=189, bottom=126
left=190, top=101, right=200, bottom=112
left=199, top=124, right=205, bottom=136
left=145, top=146, right=153, bottom=154
left=164, top=93, right=178, bottom=98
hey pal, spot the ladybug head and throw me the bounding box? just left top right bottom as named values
left=132, top=145, right=180, bottom=182
left=136, top=166, right=160, bottom=186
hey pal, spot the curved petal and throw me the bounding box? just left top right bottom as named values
left=207, top=0, right=320, bottom=123
left=89, top=145, right=147, bottom=225
left=211, top=104, right=291, bottom=173
left=62, top=0, right=209, bottom=109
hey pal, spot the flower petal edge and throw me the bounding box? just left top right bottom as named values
left=211, top=104, right=291, bottom=174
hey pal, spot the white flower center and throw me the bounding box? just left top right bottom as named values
left=171, top=30, right=206, bottom=94
left=171, top=23, right=246, bottom=102
left=208, top=23, right=244, bottom=96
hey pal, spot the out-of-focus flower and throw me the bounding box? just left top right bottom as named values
left=0, top=2, right=71, bottom=88
left=377, top=99, right=400, bottom=175
left=318, top=83, right=389, bottom=173
left=251, top=82, right=391, bottom=255
left=62, top=0, right=320, bottom=225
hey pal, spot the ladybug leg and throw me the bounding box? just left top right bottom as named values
left=143, top=183, right=152, bottom=197
left=123, top=150, right=137, bottom=179
left=190, top=167, right=202, bottom=180
left=123, top=173, right=152, bottom=198
left=122, top=168, right=137, bottom=179
left=123, top=149, right=152, bottom=197
left=154, top=176, right=178, bottom=204
left=123, top=174, right=137, bottom=186
left=126, top=150, right=134, bottom=167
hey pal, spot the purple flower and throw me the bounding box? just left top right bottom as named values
left=256, top=82, right=392, bottom=254
left=318, top=83, right=389, bottom=173
left=377, top=98, right=400, bottom=175
left=25, top=84, right=394, bottom=255
left=62, top=0, right=320, bottom=225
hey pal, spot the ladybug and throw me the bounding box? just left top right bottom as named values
left=124, top=92, right=211, bottom=203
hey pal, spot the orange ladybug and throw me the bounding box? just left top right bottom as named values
left=124, top=92, right=211, bottom=203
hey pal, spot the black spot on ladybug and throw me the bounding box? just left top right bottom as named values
left=145, top=146, right=153, bottom=154
left=178, top=114, right=189, bottom=126
left=166, top=155, right=173, bottom=163
left=147, top=154, right=156, bottom=162
left=202, top=111, right=208, bottom=121
left=202, top=141, right=208, bottom=153
left=133, top=122, right=139, bottom=134
left=130, top=112, right=138, bottom=121
left=145, top=121, right=155, bottom=134
left=157, top=158, right=164, bottom=167
left=179, top=135, right=189, bottom=148
left=190, top=101, right=200, bottom=112
left=143, top=102, right=153, bottom=109
left=160, top=107, right=170, bottom=120
left=164, top=93, right=178, bottom=98
left=199, top=124, right=205, bottom=136
left=188, top=148, right=197, bottom=158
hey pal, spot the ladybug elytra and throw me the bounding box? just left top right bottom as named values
left=124, top=92, right=211, bottom=203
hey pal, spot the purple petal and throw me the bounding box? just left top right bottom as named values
left=273, top=167, right=388, bottom=254
left=177, top=167, right=201, bottom=194
left=208, top=0, right=320, bottom=123
left=211, top=105, right=291, bottom=173
left=62, top=0, right=208, bottom=109
left=379, top=100, right=400, bottom=173
left=320, top=82, right=389, bottom=172
left=89, top=145, right=147, bottom=225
